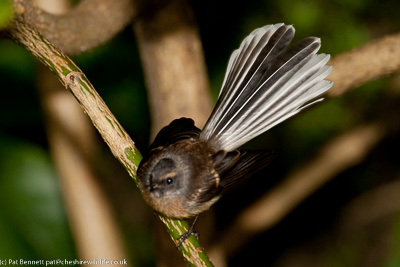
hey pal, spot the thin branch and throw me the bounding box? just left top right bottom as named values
left=7, top=15, right=213, bottom=267
left=8, top=18, right=141, bottom=176
left=328, top=32, right=400, bottom=97
left=11, top=0, right=137, bottom=55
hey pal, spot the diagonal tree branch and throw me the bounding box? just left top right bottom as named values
left=7, top=17, right=141, bottom=176
left=6, top=15, right=213, bottom=267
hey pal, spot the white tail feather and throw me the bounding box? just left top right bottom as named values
left=200, top=24, right=333, bottom=151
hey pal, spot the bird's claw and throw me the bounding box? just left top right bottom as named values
left=176, top=230, right=199, bottom=247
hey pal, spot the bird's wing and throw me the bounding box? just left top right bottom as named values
left=148, top=118, right=201, bottom=151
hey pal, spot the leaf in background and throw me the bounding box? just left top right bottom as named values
left=0, top=137, right=76, bottom=259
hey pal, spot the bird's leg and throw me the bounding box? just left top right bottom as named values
left=176, top=214, right=200, bottom=247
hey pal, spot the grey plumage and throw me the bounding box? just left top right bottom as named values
left=200, top=24, right=333, bottom=151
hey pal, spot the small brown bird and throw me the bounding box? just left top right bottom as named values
left=137, top=23, right=333, bottom=244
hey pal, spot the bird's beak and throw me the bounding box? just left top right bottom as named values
left=149, top=184, right=159, bottom=192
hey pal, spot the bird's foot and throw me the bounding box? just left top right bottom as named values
left=176, top=214, right=200, bottom=247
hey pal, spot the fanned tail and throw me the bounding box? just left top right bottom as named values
left=200, top=24, right=333, bottom=151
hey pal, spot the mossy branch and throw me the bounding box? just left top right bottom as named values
left=7, top=17, right=214, bottom=267
left=8, top=17, right=142, bottom=179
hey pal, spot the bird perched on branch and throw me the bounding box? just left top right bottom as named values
left=137, top=23, right=333, bottom=245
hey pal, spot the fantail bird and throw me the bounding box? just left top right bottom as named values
left=137, top=23, right=333, bottom=244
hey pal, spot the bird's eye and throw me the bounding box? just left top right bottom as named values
left=166, top=178, right=173, bottom=185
